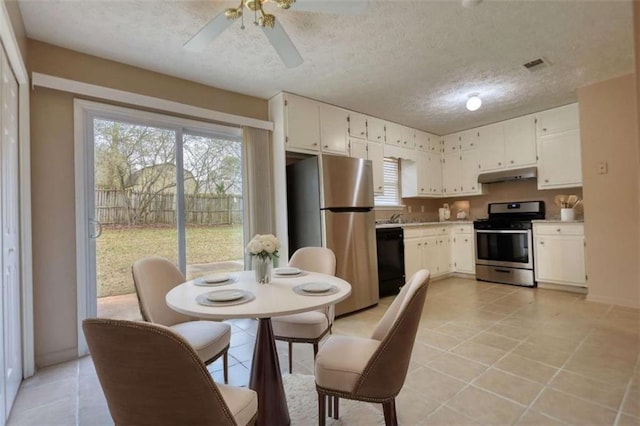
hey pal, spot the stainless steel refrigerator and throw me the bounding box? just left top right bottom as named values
left=287, top=155, right=379, bottom=315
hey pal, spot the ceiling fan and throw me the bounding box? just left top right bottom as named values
left=184, top=0, right=368, bottom=68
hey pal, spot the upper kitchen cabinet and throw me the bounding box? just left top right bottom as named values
left=415, top=130, right=429, bottom=151
left=428, top=134, right=441, bottom=153
left=284, top=94, right=321, bottom=152
left=459, top=129, right=478, bottom=151
left=401, top=126, right=416, bottom=149
left=503, top=114, right=537, bottom=167
left=536, top=103, right=582, bottom=189
left=443, top=133, right=460, bottom=154
left=320, top=104, right=348, bottom=155
left=385, top=122, right=402, bottom=146
left=478, top=123, right=505, bottom=171
left=348, top=112, right=367, bottom=139
left=349, top=138, right=384, bottom=194
left=442, top=151, right=461, bottom=196
left=367, top=117, right=386, bottom=143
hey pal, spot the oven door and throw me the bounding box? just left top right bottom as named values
left=475, top=229, right=533, bottom=269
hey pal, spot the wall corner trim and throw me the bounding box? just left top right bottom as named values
left=31, top=72, right=275, bottom=131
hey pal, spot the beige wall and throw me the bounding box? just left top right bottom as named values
left=376, top=181, right=583, bottom=223
left=578, top=74, right=639, bottom=308
left=28, top=41, right=269, bottom=367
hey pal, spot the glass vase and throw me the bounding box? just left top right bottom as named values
left=252, top=256, right=273, bottom=284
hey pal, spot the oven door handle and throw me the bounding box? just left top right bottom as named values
left=475, top=229, right=530, bottom=234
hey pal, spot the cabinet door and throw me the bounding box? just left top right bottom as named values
left=422, top=237, right=439, bottom=276
left=453, top=234, right=475, bottom=274
left=443, top=133, right=460, bottom=154
left=478, top=123, right=505, bottom=171
left=437, top=236, right=451, bottom=274
left=415, top=130, right=429, bottom=152
left=443, top=152, right=461, bottom=196
left=320, top=104, right=348, bottom=154
left=348, top=112, right=367, bottom=139
left=538, top=129, right=582, bottom=189
left=386, top=122, right=402, bottom=146
left=401, top=126, right=415, bottom=149
left=349, top=138, right=367, bottom=160
left=460, top=150, right=480, bottom=194
left=428, top=134, right=441, bottom=153
left=404, top=239, right=422, bottom=280
left=459, top=129, right=479, bottom=151
left=537, top=103, right=579, bottom=135
left=504, top=115, right=536, bottom=167
left=417, top=151, right=430, bottom=195
left=368, top=142, right=385, bottom=194
left=285, top=95, right=320, bottom=151
left=535, top=235, right=586, bottom=285
left=429, top=153, right=443, bottom=196
left=367, top=117, right=385, bottom=143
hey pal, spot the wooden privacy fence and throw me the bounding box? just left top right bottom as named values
left=95, top=189, right=243, bottom=226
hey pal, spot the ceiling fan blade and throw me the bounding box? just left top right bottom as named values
left=291, top=0, right=368, bottom=15
left=262, top=21, right=303, bottom=68
left=184, top=11, right=235, bottom=51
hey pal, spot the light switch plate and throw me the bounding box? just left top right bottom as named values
left=597, top=161, right=608, bottom=175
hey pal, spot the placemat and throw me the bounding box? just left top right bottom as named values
left=293, top=283, right=339, bottom=296
left=196, top=290, right=255, bottom=306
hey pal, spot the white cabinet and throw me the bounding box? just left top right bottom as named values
left=428, top=153, right=443, bottom=196
left=443, top=152, right=461, bottom=196
left=460, top=129, right=479, bottom=151
left=478, top=123, right=505, bottom=171
left=533, top=223, right=586, bottom=287
left=415, top=130, right=429, bottom=152
left=284, top=94, right=320, bottom=152
left=404, top=239, right=423, bottom=280
left=348, top=112, right=367, bottom=139
left=428, top=135, right=441, bottom=153
left=367, top=117, right=386, bottom=143
left=404, top=226, right=452, bottom=278
left=349, top=138, right=384, bottom=194
left=385, top=122, right=402, bottom=146
left=401, top=152, right=430, bottom=197
left=460, top=150, right=481, bottom=195
left=319, top=104, right=348, bottom=155
left=401, top=126, right=415, bottom=149
left=452, top=225, right=475, bottom=274
left=536, top=103, right=582, bottom=190
left=504, top=114, right=537, bottom=167
left=443, top=133, right=460, bottom=154
left=436, top=234, right=452, bottom=274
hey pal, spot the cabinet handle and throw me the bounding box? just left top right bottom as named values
left=498, top=162, right=502, bottom=166
left=510, top=160, right=514, bottom=164
left=378, top=136, right=381, bottom=139
left=378, top=186, right=382, bottom=190
left=465, top=239, right=468, bottom=242
left=556, top=228, right=561, bottom=233
left=404, top=141, right=407, bottom=145
left=421, top=188, right=425, bottom=191
left=539, top=241, right=545, bottom=245
left=545, top=179, right=549, bottom=183
left=313, top=143, right=318, bottom=146
left=360, top=131, right=365, bottom=135
left=472, top=186, right=476, bottom=190
left=470, top=143, right=474, bottom=146
left=543, top=128, right=547, bottom=132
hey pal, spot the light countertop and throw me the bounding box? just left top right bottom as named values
left=532, top=219, right=584, bottom=224
left=376, top=220, right=474, bottom=229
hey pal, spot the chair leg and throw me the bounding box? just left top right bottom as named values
left=382, top=399, right=398, bottom=426
left=327, top=395, right=332, bottom=417
left=288, top=342, right=293, bottom=374
left=333, top=396, right=339, bottom=419
left=223, top=351, right=229, bottom=384
left=313, top=342, right=319, bottom=359
left=318, top=391, right=326, bottom=426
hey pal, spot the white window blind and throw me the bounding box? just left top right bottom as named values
left=374, top=158, right=401, bottom=206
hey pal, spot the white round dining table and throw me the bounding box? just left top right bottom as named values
left=166, top=270, right=352, bottom=426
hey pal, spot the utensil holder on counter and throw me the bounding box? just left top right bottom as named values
left=561, top=208, right=575, bottom=221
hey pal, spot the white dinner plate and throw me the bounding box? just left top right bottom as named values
left=203, top=274, right=230, bottom=283
left=206, top=290, right=245, bottom=302
left=300, top=282, right=332, bottom=293
left=274, top=267, right=302, bottom=276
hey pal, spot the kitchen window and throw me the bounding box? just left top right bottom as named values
left=374, top=158, right=401, bottom=207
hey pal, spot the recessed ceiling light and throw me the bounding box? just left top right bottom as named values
left=466, top=95, right=482, bottom=111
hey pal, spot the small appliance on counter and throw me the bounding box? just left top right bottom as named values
left=474, top=201, right=545, bottom=287
left=438, top=204, right=451, bottom=222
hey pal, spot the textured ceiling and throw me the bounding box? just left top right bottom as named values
left=19, top=0, right=634, bottom=135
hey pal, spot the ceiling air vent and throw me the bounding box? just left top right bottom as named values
left=523, top=58, right=548, bottom=72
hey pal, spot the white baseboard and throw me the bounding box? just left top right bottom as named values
left=537, top=282, right=588, bottom=294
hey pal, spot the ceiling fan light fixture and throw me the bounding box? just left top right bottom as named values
left=466, top=95, right=482, bottom=111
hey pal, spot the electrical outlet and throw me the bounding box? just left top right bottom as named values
left=421, top=205, right=425, bottom=213
left=597, top=161, right=608, bottom=175
left=407, top=205, right=412, bottom=213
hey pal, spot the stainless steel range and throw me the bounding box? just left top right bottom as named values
left=474, top=201, right=545, bottom=287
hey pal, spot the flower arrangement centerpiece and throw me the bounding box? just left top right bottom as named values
left=246, top=234, right=280, bottom=283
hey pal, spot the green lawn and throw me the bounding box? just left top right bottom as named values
left=97, top=225, right=244, bottom=297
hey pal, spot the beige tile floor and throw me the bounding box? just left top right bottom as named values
left=8, top=277, right=640, bottom=425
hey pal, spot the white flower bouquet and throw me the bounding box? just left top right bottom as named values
left=246, top=234, right=280, bottom=261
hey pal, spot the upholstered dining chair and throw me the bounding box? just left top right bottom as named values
left=132, top=256, right=231, bottom=383
left=314, top=269, right=431, bottom=426
left=83, top=318, right=258, bottom=425
left=271, top=247, right=337, bottom=374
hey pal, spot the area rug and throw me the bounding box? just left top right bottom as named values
left=283, top=374, right=385, bottom=425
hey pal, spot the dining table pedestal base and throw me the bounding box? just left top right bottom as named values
left=249, top=318, right=290, bottom=426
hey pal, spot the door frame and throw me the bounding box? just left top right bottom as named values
left=0, top=3, right=35, bottom=381
left=74, top=100, right=243, bottom=355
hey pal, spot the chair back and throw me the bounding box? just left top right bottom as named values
left=289, top=247, right=336, bottom=275
left=354, top=269, right=430, bottom=399
left=132, top=256, right=194, bottom=326
left=290, top=247, right=337, bottom=322
left=83, top=318, right=236, bottom=425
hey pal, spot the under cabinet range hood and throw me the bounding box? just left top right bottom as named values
left=477, top=167, right=538, bottom=184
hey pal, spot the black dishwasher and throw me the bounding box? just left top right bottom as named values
left=376, top=227, right=406, bottom=297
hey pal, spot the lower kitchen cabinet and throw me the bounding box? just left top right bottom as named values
left=452, top=224, right=475, bottom=274
left=533, top=223, right=586, bottom=287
